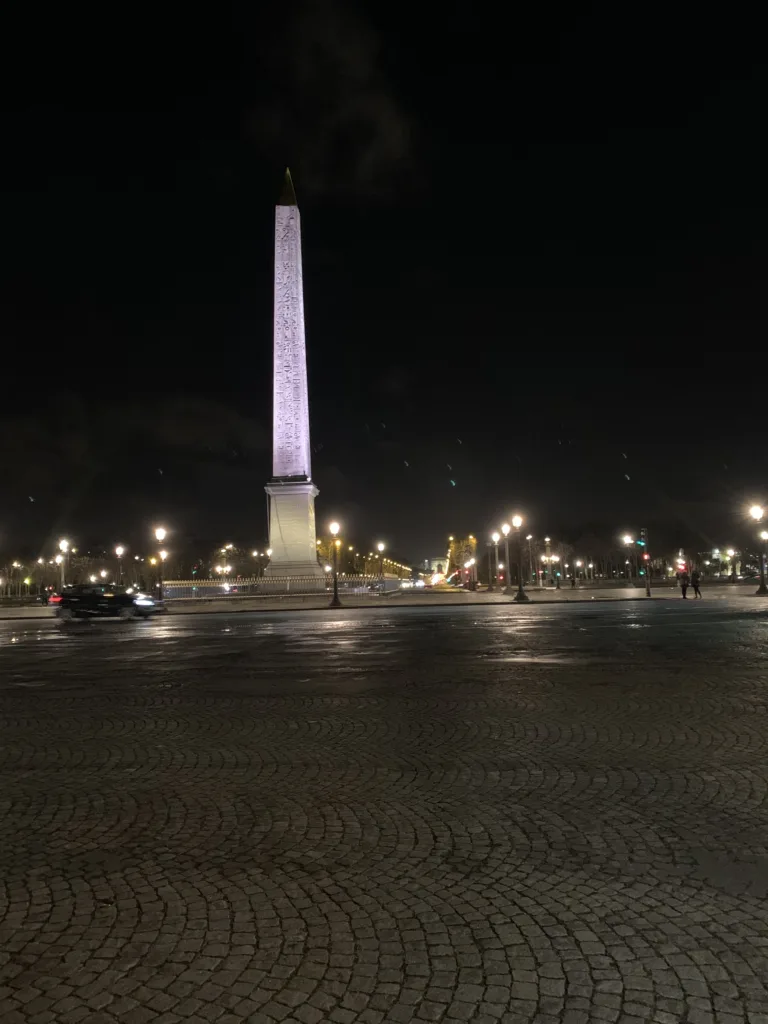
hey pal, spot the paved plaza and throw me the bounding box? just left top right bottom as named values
left=2, top=603, right=768, bottom=1024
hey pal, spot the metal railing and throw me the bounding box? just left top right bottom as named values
left=161, top=574, right=401, bottom=600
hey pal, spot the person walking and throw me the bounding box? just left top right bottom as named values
left=680, top=570, right=690, bottom=599
left=691, top=569, right=702, bottom=599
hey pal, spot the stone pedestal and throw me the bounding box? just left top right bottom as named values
left=264, top=480, right=324, bottom=579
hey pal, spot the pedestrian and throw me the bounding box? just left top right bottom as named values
left=570, top=575, right=576, bottom=589
left=680, top=570, right=690, bottom=599
left=691, top=569, right=702, bottom=599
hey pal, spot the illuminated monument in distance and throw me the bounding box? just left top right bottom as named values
left=264, top=169, right=323, bottom=580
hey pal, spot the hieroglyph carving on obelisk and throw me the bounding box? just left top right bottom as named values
left=265, top=170, right=323, bottom=578
left=272, top=179, right=312, bottom=480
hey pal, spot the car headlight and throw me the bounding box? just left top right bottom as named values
left=135, top=598, right=155, bottom=607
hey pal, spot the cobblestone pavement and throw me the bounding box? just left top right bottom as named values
left=3, top=603, right=768, bottom=1024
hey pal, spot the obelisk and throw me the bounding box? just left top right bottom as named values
left=264, top=169, right=323, bottom=580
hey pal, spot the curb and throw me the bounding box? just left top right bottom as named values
left=1, top=592, right=761, bottom=621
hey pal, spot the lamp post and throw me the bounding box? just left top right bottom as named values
left=544, top=536, right=552, bottom=586
left=464, top=558, right=477, bottom=590
left=158, top=550, right=168, bottom=599
left=622, top=534, right=634, bottom=585
left=489, top=532, right=500, bottom=591
left=511, top=515, right=529, bottom=602
left=115, top=545, right=125, bottom=586
left=377, top=542, right=385, bottom=577
left=552, top=554, right=561, bottom=589
left=58, top=539, right=69, bottom=588
left=526, top=535, right=534, bottom=587
left=750, top=506, right=768, bottom=595
left=727, top=548, right=736, bottom=583
left=501, top=523, right=512, bottom=595
left=153, top=528, right=167, bottom=599
left=329, top=522, right=342, bottom=607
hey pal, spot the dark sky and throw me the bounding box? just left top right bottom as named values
left=2, top=1, right=768, bottom=560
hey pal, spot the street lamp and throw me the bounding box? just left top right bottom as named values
left=727, top=548, right=736, bottom=583
left=753, top=507, right=768, bottom=595
left=115, top=545, right=125, bottom=585
left=155, top=527, right=167, bottom=543
left=157, top=549, right=168, bottom=599
left=489, top=532, right=500, bottom=592
left=463, top=557, right=477, bottom=589
left=551, top=554, right=561, bottom=589
left=329, top=522, right=342, bottom=607
left=500, top=523, right=511, bottom=595
left=376, top=542, right=385, bottom=576
left=759, top=532, right=768, bottom=596
left=511, top=515, right=529, bottom=602
left=58, top=539, right=69, bottom=588
left=622, top=534, right=634, bottom=584
left=525, top=534, right=534, bottom=587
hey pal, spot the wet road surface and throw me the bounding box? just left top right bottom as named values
left=2, top=602, right=768, bottom=1023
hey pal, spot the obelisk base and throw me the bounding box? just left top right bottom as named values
left=264, top=480, right=324, bottom=583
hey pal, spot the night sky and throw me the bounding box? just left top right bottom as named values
left=2, top=2, right=768, bottom=561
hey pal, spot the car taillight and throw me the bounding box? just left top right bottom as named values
left=50, top=595, right=62, bottom=603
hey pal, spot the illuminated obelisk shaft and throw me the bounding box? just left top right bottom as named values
left=265, top=169, right=323, bottom=579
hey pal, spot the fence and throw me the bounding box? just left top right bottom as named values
left=161, top=574, right=402, bottom=600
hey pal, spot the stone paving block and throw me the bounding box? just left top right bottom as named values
left=3, top=608, right=768, bottom=1023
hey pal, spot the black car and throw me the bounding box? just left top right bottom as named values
left=51, top=584, right=157, bottom=620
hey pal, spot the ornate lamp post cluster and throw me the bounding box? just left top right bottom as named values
left=490, top=515, right=529, bottom=602
left=539, top=536, right=560, bottom=589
